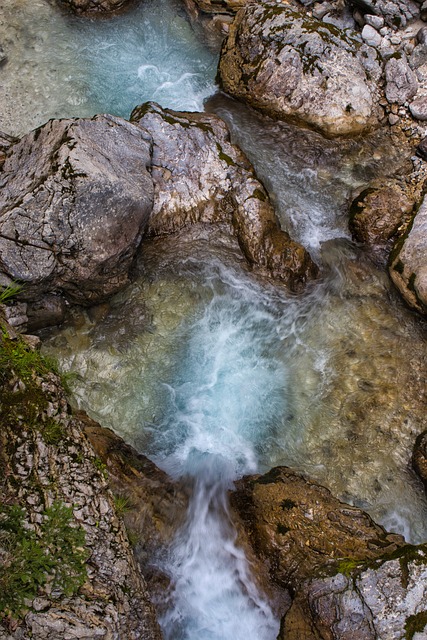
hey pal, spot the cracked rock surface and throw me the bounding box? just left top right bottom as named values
left=218, top=2, right=383, bottom=137
left=0, top=115, right=153, bottom=306
left=131, top=101, right=318, bottom=291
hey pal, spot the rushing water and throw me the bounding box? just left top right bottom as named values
left=0, top=0, right=217, bottom=136
left=4, top=0, right=427, bottom=637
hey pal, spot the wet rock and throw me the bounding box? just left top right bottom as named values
left=384, top=54, right=418, bottom=106
left=131, top=102, right=318, bottom=291
left=218, top=2, right=383, bottom=137
left=349, top=179, right=416, bottom=246
left=389, top=193, right=427, bottom=314
left=413, top=430, right=427, bottom=491
left=26, top=296, right=67, bottom=332
left=230, top=466, right=404, bottom=589
left=280, top=545, right=427, bottom=640
left=80, top=413, right=189, bottom=568
left=57, top=0, right=131, bottom=14
left=0, top=115, right=153, bottom=306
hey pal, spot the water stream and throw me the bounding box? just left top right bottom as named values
left=3, top=1, right=427, bottom=637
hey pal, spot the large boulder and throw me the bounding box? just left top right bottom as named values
left=218, top=2, right=383, bottom=137
left=230, top=466, right=403, bottom=589
left=131, top=102, right=318, bottom=291
left=0, top=115, right=154, bottom=305
left=389, top=194, right=427, bottom=315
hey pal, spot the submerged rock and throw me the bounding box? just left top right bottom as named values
left=131, top=101, right=318, bottom=291
left=389, top=193, right=427, bottom=314
left=349, top=179, right=417, bottom=247
left=57, top=0, right=132, bottom=14
left=230, top=466, right=403, bottom=588
left=218, top=2, right=383, bottom=137
left=0, top=115, right=153, bottom=305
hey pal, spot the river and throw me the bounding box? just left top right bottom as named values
left=2, top=1, right=427, bottom=638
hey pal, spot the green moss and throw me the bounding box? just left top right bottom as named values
left=405, top=611, right=427, bottom=640
left=216, top=142, right=235, bottom=167
left=335, top=558, right=361, bottom=577
left=0, top=502, right=88, bottom=620
left=252, top=188, right=267, bottom=202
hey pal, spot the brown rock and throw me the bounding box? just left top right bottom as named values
left=231, top=466, right=404, bottom=589
left=349, top=180, right=415, bottom=246
left=413, top=430, right=427, bottom=491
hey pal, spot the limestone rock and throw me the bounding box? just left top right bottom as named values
left=80, top=413, right=189, bottom=568
left=384, top=54, right=418, bottom=106
left=349, top=179, right=416, bottom=246
left=230, top=466, right=403, bottom=589
left=131, top=102, right=318, bottom=291
left=345, top=0, right=420, bottom=28
left=57, top=0, right=131, bottom=14
left=0, top=321, right=162, bottom=639
left=389, top=194, right=427, bottom=314
left=280, top=545, right=427, bottom=640
left=218, top=2, right=383, bottom=137
left=0, top=115, right=154, bottom=305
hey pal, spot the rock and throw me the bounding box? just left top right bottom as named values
left=422, top=1, right=427, bottom=21
left=361, top=24, right=382, bottom=47
left=345, top=0, right=420, bottom=27
left=230, top=466, right=404, bottom=589
left=0, top=115, right=154, bottom=305
left=191, top=0, right=248, bottom=14
left=409, top=43, right=427, bottom=69
left=57, top=0, right=131, bottom=14
left=384, top=54, right=418, bottom=106
left=26, top=295, right=67, bottom=332
left=417, top=26, right=427, bottom=44
left=349, top=180, right=415, bottom=246
left=280, top=545, right=427, bottom=640
left=389, top=113, right=399, bottom=124
left=0, top=130, right=18, bottom=168
left=0, top=320, right=162, bottom=640
left=389, top=194, right=427, bottom=314
left=218, top=2, right=383, bottom=137
left=417, top=135, right=427, bottom=159
left=413, top=430, right=427, bottom=491
left=364, top=13, right=384, bottom=28
left=80, top=413, right=189, bottom=568
left=130, top=102, right=318, bottom=291
left=410, top=96, right=427, bottom=120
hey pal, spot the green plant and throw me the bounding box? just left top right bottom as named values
left=0, top=282, right=22, bottom=305
left=114, top=495, right=132, bottom=518
left=0, top=502, right=88, bottom=620
left=93, top=457, right=108, bottom=479
left=335, top=558, right=360, bottom=577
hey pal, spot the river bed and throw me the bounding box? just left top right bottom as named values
left=2, top=1, right=427, bottom=638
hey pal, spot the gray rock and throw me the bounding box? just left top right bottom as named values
left=0, top=130, right=18, bottom=167
left=416, top=26, right=427, bottom=44
left=362, top=23, right=382, bottom=47
left=385, top=54, right=418, bottom=105
left=218, top=3, right=383, bottom=137
left=364, top=13, right=384, bottom=28
left=409, top=43, right=427, bottom=69
left=409, top=96, right=427, bottom=120
left=280, top=546, right=427, bottom=640
left=130, top=102, right=318, bottom=291
left=345, top=0, right=420, bottom=27
left=389, top=194, right=427, bottom=314
left=0, top=115, right=154, bottom=305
